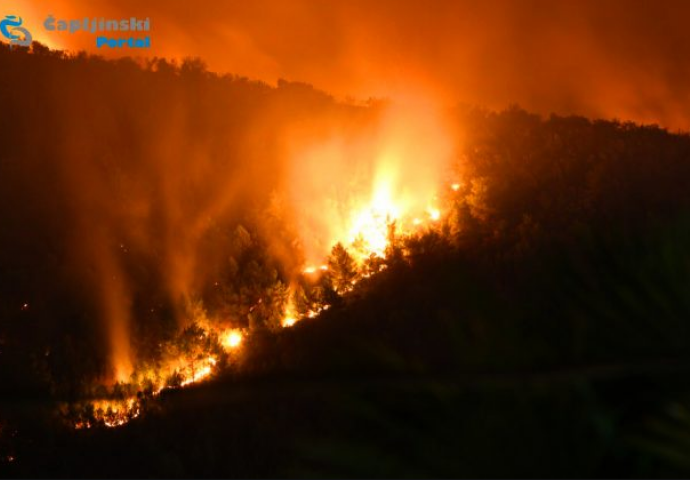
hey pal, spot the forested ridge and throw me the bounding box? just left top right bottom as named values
left=2, top=42, right=690, bottom=477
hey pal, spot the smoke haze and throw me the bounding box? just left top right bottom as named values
left=14, top=0, right=690, bottom=129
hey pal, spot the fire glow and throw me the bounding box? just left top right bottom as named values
left=284, top=99, right=453, bottom=267
left=67, top=99, right=457, bottom=430
left=72, top=327, right=245, bottom=429
left=221, top=329, right=243, bottom=349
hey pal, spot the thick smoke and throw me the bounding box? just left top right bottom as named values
left=19, top=0, right=690, bottom=130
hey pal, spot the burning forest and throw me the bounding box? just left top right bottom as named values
left=0, top=39, right=465, bottom=432
left=58, top=94, right=461, bottom=430
left=3, top=2, right=690, bottom=476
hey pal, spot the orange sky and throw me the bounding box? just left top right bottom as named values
left=6, top=0, right=690, bottom=130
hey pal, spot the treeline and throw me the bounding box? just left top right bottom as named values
left=2, top=42, right=690, bottom=476
left=452, top=106, right=690, bottom=254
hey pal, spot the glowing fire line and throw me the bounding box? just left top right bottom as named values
left=72, top=180, right=457, bottom=430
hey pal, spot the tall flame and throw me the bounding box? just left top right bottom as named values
left=285, top=96, right=454, bottom=265
left=68, top=94, right=457, bottom=430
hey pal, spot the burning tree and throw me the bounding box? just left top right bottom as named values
left=327, top=243, right=358, bottom=294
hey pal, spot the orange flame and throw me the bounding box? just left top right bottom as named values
left=221, top=329, right=243, bottom=349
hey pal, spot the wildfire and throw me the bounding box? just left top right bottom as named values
left=344, top=187, right=442, bottom=262
left=74, top=397, right=142, bottom=430
left=302, top=265, right=328, bottom=274
left=348, top=178, right=402, bottom=260
left=283, top=316, right=297, bottom=327
left=70, top=171, right=452, bottom=432
left=72, top=325, right=238, bottom=430
left=282, top=303, right=298, bottom=327
left=180, top=362, right=214, bottom=387
left=221, top=329, right=243, bottom=349
left=68, top=102, right=457, bottom=432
